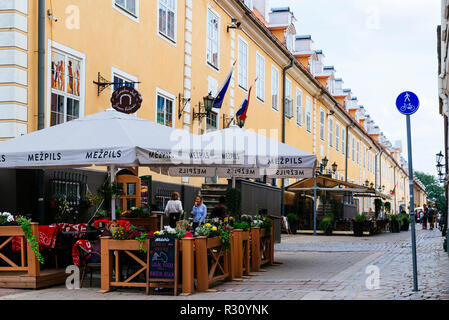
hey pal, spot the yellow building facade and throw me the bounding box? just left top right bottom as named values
left=0, top=0, right=424, bottom=215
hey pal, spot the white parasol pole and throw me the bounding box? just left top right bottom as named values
left=109, top=165, right=116, bottom=220
left=232, top=176, right=236, bottom=189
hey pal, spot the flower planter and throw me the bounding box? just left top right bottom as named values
left=121, top=216, right=158, bottom=232
left=400, top=220, right=410, bottom=231
left=390, top=220, right=400, bottom=233
left=324, top=228, right=333, bottom=236
left=100, top=237, right=195, bottom=295
left=194, top=236, right=230, bottom=292
left=250, top=225, right=274, bottom=272
left=353, top=221, right=364, bottom=237
left=289, top=221, right=298, bottom=234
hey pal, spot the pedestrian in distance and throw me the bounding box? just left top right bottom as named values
left=428, top=205, right=435, bottom=230
left=210, top=196, right=227, bottom=220
left=164, top=192, right=183, bottom=228
left=192, top=195, right=207, bottom=232
left=422, top=204, right=428, bottom=230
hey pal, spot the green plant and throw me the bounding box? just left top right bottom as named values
left=355, top=214, right=366, bottom=222
left=287, top=213, right=298, bottom=224
left=55, top=197, right=72, bottom=221
left=16, top=216, right=44, bottom=265
left=400, top=213, right=410, bottom=223
left=225, top=188, right=241, bottom=220
left=319, top=219, right=333, bottom=232
left=97, top=183, right=123, bottom=203
left=262, top=217, right=273, bottom=240
left=97, top=209, right=108, bottom=217
left=232, top=221, right=250, bottom=231
left=326, top=213, right=335, bottom=221
left=374, top=199, right=383, bottom=218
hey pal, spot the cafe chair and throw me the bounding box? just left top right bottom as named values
left=78, top=245, right=101, bottom=288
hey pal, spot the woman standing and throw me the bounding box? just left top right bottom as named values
left=192, top=195, right=207, bottom=231
left=164, top=192, right=183, bottom=228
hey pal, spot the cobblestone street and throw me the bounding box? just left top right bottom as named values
left=1, top=227, right=448, bottom=300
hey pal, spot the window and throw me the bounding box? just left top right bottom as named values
left=285, top=78, right=293, bottom=118
left=50, top=49, right=82, bottom=127
left=364, top=147, right=366, bottom=168
left=238, top=38, right=248, bottom=90
left=158, top=0, right=176, bottom=42
left=352, top=136, right=355, bottom=161
left=207, top=9, right=219, bottom=69
left=115, top=0, right=137, bottom=16
left=206, top=111, right=218, bottom=132
left=256, top=53, right=265, bottom=101
left=156, top=92, right=174, bottom=127
left=320, top=108, right=325, bottom=140
left=341, top=127, right=345, bottom=155
left=336, top=123, right=340, bottom=151
left=296, top=88, right=302, bottom=126
left=113, top=75, right=135, bottom=91
left=306, top=97, right=312, bottom=132
left=357, top=141, right=360, bottom=164
left=271, top=66, right=279, bottom=110
left=329, top=117, right=333, bottom=147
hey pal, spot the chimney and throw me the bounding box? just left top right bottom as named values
left=253, top=0, right=268, bottom=21
left=293, top=35, right=313, bottom=69
left=268, top=7, right=296, bottom=49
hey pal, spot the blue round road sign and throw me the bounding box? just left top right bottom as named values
left=396, top=91, right=419, bottom=115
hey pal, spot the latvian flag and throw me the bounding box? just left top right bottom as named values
left=236, top=78, right=257, bottom=121
left=213, top=60, right=237, bottom=109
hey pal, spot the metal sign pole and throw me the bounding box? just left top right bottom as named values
left=406, top=114, right=419, bottom=292
left=313, top=171, right=317, bottom=236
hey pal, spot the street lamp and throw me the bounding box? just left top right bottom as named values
left=436, top=151, right=444, bottom=165
left=331, top=162, right=338, bottom=174
left=192, top=92, right=215, bottom=122
left=364, top=179, right=369, bottom=187
left=321, top=157, right=329, bottom=170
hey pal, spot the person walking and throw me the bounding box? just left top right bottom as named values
left=164, top=192, right=184, bottom=228
left=192, top=195, right=207, bottom=231
left=210, top=196, right=227, bottom=220
left=428, top=205, right=435, bottom=230
left=422, top=204, right=428, bottom=230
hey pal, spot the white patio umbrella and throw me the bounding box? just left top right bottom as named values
left=0, top=109, right=243, bottom=219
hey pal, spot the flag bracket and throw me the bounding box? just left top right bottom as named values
left=192, top=92, right=215, bottom=122
left=93, top=72, right=141, bottom=96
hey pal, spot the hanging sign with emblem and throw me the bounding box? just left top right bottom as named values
left=111, top=86, right=143, bottom=114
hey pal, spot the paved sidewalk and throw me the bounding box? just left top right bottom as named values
left=1, top=227, right=448, bottom=300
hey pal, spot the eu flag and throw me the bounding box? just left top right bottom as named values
left=212, top=62, right=236, bottom=109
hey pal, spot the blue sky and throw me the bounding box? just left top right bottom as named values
left=270, top=0, right=442, bottom=176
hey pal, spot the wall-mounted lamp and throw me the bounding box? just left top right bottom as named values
left=227, top=18, right=242, bottom=32
left=178, top=93, right=191, bottom=120
left=327, top=110, right=335, bottom=116
left=192, top=92, right=215, bottom=122
left=331, top=162, right=338, bottom=174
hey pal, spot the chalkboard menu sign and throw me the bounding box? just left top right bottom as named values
left=148, top=236, right=176, bottom=280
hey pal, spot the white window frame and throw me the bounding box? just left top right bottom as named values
left=357, top=141, right=360, bottom=164
left=158, top=0, right=177, bottom=45
left=206, top=7, right=220, bottom=70
left=155, top=87, right=176, bottom=128
left=285, top=78, right=293, bottom=119
left=256, top=52, right=265, bottom=102
left=306, top=96, right=312, bottom=132
left=352, top=136, right=355, bottom=161
left=336, top=122, right=340, bottom=151
left=296, top=88, right=302, bottom=126
left=46, top=40, right=86, bottom=129
left=341, top=127, right=345, bottom=155
left=113, top=0, right=139, bottom=23
left=205, top=110, right=219, bottom=133
left=320, top=108, right=325, bottom=141
left=271, top=65, right=279, bottom=111
left=329, top=117, right=333, bottom=147
left=238, top=36, right=249, bottom=91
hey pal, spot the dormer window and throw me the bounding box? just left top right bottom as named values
left=243, top=0, right=253, bottom=10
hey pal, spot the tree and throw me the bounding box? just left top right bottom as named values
left=414, top=171, right=445, bottom=213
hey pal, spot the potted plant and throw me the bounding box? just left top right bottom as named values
left=287, top=213, right=299, bottom=234
left=353, top=214, right=366, bottom=237
left=400, top=213, right=410, bottom=231
left=319, top=218, right=333, bottom=236
left=389, top=215, right=400, bottom=233
left=374, top=199, right=383, bottom=219
left=225, top=188, right=242, bottom=221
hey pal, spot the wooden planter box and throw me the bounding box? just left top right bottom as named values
left=100, top=237, right=195, bottom=295
left=121, top=216, right=158, bottom=232
left=195, top=236, right=230, bottom=292
left=250, top=225, right=274, bottom=272
left=229, top=230, right=251, bottom=280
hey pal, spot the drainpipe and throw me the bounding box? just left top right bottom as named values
left=375, top=150, right=383, bottom=191
left=36, top=0, right=46, bottom=224
left=281, top=58, right=294, bottom=218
